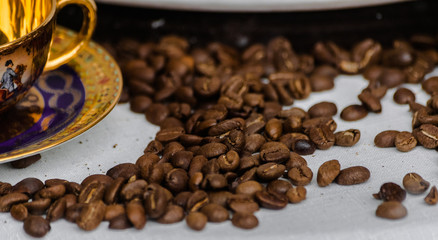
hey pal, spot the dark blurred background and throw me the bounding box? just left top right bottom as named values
left=58, top=0, right=438, bottom=51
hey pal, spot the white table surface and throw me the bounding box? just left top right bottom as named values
left=0, top=69, right=438, bottom=240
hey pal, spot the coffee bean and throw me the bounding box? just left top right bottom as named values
left=340, top=105, right=368, bottom=121
left=335, top=166, right=370, bottom=185
left=373, top=182, right=406, bottom=202
left=104, top=177, right=125, bottom=205
left=107, top=163, right=140, bottom=180
left=144, top=183, right=168, bottom=218
left=0, top=193, right=29, bottom=212
left=200, top=203, right=229, bottom=222
left=0, top=182, right=12, bottom=196
left=307, top=125, right=335, bottom=150
left=228, top=197, right=260, bottom=213
left=402, top=173, right=429, bottom=195
left=374, top=130, right=400, bottom=148
left=309, top=74, right=334, bottom=92
left=378, top=68, right=406, bottom=88
left=129, top=95, right=152, bottom=113
left=126, top=199, right=146, bottom=229
left=76, top=200, right=106, bottom=231
left=39, top=184, right=66, bottom=199
left=413, top=124, right=438, bottom=149
left=24, top=198, right=51, bottom=215
left=394, top=131, right=417, bottom=152
left=12, top=178, right=44, bottom=196
left=10, top=154, right=41, bottom=169
left=255, top=190, right=288, bottom=210
left=104, top=204, right=125, bottom=221
left=266, top=180, right=293, bottom=195
left=425, top=186, right=438, bottom=205
left=317, top=160, right=341, bottom=187
left=186, top=212, right=207, bottom=231
left=81, top=174, right=113, bottom=188
left=23, top=215, right=51, bottom=238
left=120, top=179, right=148, bottom=201
left=109, top=214, right=132, bottom=229
left=358, top=90, right=382, bottom=113
left=292, top=139, right=316, bottom=155
left=393, top=88, right=415, bottom=104
left=260, top=142, right=290, bottom=163
left=199, top=143, right=227, bottom=158
left=335, top=129, right=361, bottom=147
left=231, top=212, right=259, bottom=229
left=65, top=203, right=86, bottom=223
left=235, top=180, right=263, bottom=198
left=46, top=198, right=66, bottom=222
left=287, top=165, right=313, bottom=186
left=165, top=168, right=188, bottom=193
left=145, top=103, right=169, bottom=125
left=308, top=101, right=337, bottom=118
left=375, top=201, right=407, bottom=220
left=256, top=163, right=285, bottom=182
left=265, top=118, right=283, bottom=140
left=78, top=182, right=105, bottom=204
left=10, top=204, right=28, bottom=221
left=422, top=76, right=438, bottom=95
left=156, top=127, right=185, bottom=143
left=157, top=204, right=185, bottom=224
left=286, top=186, right=307, bottom=203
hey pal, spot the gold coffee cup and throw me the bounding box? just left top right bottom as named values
left=0, top=0, right=96, bottom=112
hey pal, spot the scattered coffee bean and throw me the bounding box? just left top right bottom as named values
left=286, top=186, right=307, bottom=203
left=393, top=88, right=415, bottom=104
left=317, top=160, right=341, bottom=187
left=374, top=130, right=400, bottom=148
left=340, top=105, right=368, bottom=121
left=23, top=215, right=51, bottom=238
left=375, top=201, right=407, bottom=220
left=394, top=131, right=417, bottom=152
left=373, top=182, right=406, bottom=202
left=231, top=212, right=259, bottom=229
left=402, top=173, right=429, bottom=194
left=335, top=166, right=370, bottom=185
left=10, top=154, right=41, bottom=169
left=425, top=186, right=438, bottom=205
left=334, top=129, right=361, bottom=147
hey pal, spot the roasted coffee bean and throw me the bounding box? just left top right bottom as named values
left=156, top=127, right=185, bottom=143
left=81, top=174, right=113, bottom=188
left=307, top=125, right=335, bottom=150
left=231, top=212, right=259, bottom=229
left=39, top=184, right=66, bottom=199
left=422, top=76, right=438, bottom=95
left=265, top=118, right=283, bottom=141
left=413, top=124, right=438, bottom=149
left=286, top=186, right=307, bottom=203
left=244, top=134, right=265, bottom=153
left=186, top=190, right=209, bottom=212
left=260, top=142, right=290, bottom=163
left=393, top=88, right=415, bottom=104
left=402, top=173, right=429, bottom=195
left=208, top=118, right=243, bottom=136
left=334, top=129, right=361, bottom=147
left=44, top=179, right=68, bottom=188
left=188, top=172, right=203, bottom=191
left=104, top=204, right=125, bottom=221
left=235, top=180, right=263, bottom=198
left=198, top=143, right=227, bottom=158
left=144, top=140, right=164, bottom=155
left=425, top=186, right=438, bottom=205
left=335, top=166, right=370, bottom=185
left=63, top=194, right=77, bottom=209
left=256, top=163, right=285, bottom=182
left=126, top=199, right=147, bottom=229
left=228, top=197, right=260, bottom=213
left=378, top=68, right=406, bottom=88
left=0, top=193, right=29, bottom=212
left=23, top=198, right=52, bottom=215
left=120, top=179, right=148, bottom=201
left=302, top=117, right=336, bottom=132
left=78, top=182, right=105, bottom=204
left=145, top=103, right=169, bottom=125
left=202, top=174, right=227, bottom=190
left=217, top=150, right=240, bottom=172
left=165, top=168, right=188, bottom=193
left=373, top=182, right=406, bottom=202
left=287, top=165, right=313, bottom=186
left=317, top=160, right=341, bottom=187
left=65, top=203, right=86, bottom=223
left=10, top=204, right=28, bottom=221
left=208, top=191, right=232, bottom=207
left=188, top=155, right=208, bottom=177
left=245, top=113, right=265, bottom=135
left=266, top=180, right=293, bottom=195
left=10, top=154, right=41, bottom=169
left=129, top=95, right=152, bottom=113
left=23, top=215, right=51, bottom=238
left=200, top=203, right=229, bottom=222
left=104, top=177, right=125, bottom=205
left=358, top=90, right=382, bottom=113
left=263, top=101, right=282, bottom=121
left=394, top=131, right=417, bottom=152
left=186, top=212, right=207, bottom=231
left=0, top=182, right=12, bottom=195
left=309, top=74, right=334, bottom=92
left=292, top=139, right=316, bottom=155
left=285, top=152, right=308, bottom=170
left=376, top=201, right=407, bottom=220
left=76, top=200, right=106, bottom=231
left=255, top=190, right=288, bottom=210
left=308, top=102, right=337, bottom=118
left=224, top=129, right=245, bottom=152
left=13, top=178, right=44, bottom=196
left=382, top=48, right=414, bottom=67
left=157, top=204, right=185, bottom=224
left=340, top=105, right=368, bottom=121
left=109, top=214, right=132, bottom=229
left=144, top=183, right=168, bottom=218
left=46, top=198, right=66, bottom=222
left=107, top=163, right=140, bottom=180
left=374, top=130, right=400, bottom=148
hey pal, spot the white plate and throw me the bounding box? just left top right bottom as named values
left=96, top=0, right=411, bottom=12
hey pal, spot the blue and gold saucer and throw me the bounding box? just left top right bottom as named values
left=0, top=27, right=123, bottom=163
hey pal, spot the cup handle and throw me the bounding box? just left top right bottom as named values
left=45, top=0, right=97, bottom=71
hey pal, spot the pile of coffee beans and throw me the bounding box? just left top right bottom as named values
left=373, top=172, right=435, bottom=220
left=2, top=33, right=438, bottom=237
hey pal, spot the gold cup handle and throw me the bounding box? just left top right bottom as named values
left=45, top=0, right=97, bottom=71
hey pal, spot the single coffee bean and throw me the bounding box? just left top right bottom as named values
left=228, top=197, right=260, bottom=213
left=309, top=74, right=334, bottom=92
left=23, top=198, right=52, bottom=215
left=12, top=178, right=44, bottom=196
left=104, top=204, right=125, bottom=221
left=358, top=90, right=382, bottom=113
left=425, top=186, right=438, bottom=205
left=255, top=190, right=288, bottom=210
left=0, top=182, right=12, bottom=195
left=198, top=143, right=228, bottom=159
left=106, top=163, right=140, bottom=180
left=120, top=179, right=148, bottom=202
left=235, top=180, right=263, bottom=198
left=39, top=184, right=66, bottom=199
left=266, top=180, right=293, bottom=195
left=260, top=142, right=290, bottom=163
left=285, top=153, right=308, bottom=170
left=109, top=214, right=132, bottom=229
left=402, top=173, right=429, bottom=195
left=186, top=212, right=207, bottom=231
left=374, top=130, right=400, bottom=148
left=394, top=131, right=417, bottom=152
left=201, top=174, right=227, bottom=190
left=231, top=212, right=259, bottom=229
left=307, top=125, right=335, bottom=150
left=23, top=215, right=51, bottom=238
left=165, top=168, right=188, bottom=193
left=65, top=203, right=86, bottom=223
left=126, top=199, right=147, bottom=229
left=335, top=166, right=370, bottom=185
left=292, top=139, right=316, bottom=155
left=0, top=193, right=29, bottom=212
left=44, top=178, right=68, bottom=188
left=200, top=203, right=229, bottom=222
left=157, top=204, right=185, bottom=224
left=10, top=204, right=28, bottom=221
left=76, top=200, right=106, bottom=231
left=375, top=201, right=407, bottom=220
left=264, top=118, right=283, bottom=141
left=393, top=88, right=415, bottom=104
left=373, top=182, right=406, bottom=202
left=217, top=150, right=240, bottom=172
left=81, top=174, right=113, bottom=188
left=308, top=101, right=337, bottom=118
left=129, top=95, right=152, bottom=113
left=378, top=68, right=406, bottom=88
left=317, top=160, right=341, bottom=187
left=286, top=186, right=307, bottom=203
left=46, top=198, right=66, bottom=222
left=422, top=76, right=438, bottom=95
left=78, top=182, right=105, bottom=204
left=413, top=124, right=438, bottom=149
left=287, top=165, right=313, bottom=186
left=144, top=183, right=168, bottom=219
left=256, top=163, right=286, bottom=182
left=155, top=127, right=185, bottom=143
left=340, top=105, right=368, bottom=121
left=334, top=129, right=361, bottom=147
left=10, top=154, right=41, bottom=169
left=145, top=103, right=169, bottom=125
left=104, top=177, right=125, bottom=205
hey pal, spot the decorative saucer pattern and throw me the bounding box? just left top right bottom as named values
left=0, top=27, right=123, bottom=163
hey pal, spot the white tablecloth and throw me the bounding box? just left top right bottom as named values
left=1, top=70, right=437, bottom=240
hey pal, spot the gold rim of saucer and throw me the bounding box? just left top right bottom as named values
left=0, top=26, right=123, bottom=163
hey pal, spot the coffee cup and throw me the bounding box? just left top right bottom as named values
left=0, top=0, right=96, bottom=112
